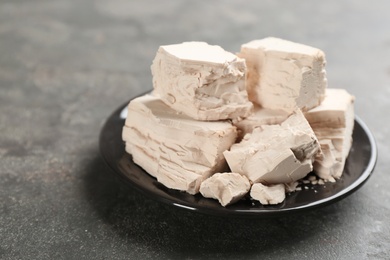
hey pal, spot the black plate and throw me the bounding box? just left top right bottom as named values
left=99, top=96, right=377, bottom=217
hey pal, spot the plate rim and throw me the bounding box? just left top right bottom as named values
left=99, top=98, right=378, bottom=217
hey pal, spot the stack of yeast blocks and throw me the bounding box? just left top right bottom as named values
left=122, top=37, right=355, bottom=207
left=122, top=42, right=250, bottom=195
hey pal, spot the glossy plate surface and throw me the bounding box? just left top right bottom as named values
left=99, top=97, right=377, bottom=217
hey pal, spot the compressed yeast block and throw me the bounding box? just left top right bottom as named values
left=224, top=109, right=320, bottom=184
left=151, top=41, right=253, bottom=120
left=238, top=37, right=327, bottom=112
left=305, top=88, right=355, bottom=180
left=122, top=94, right=237, bottom=194
left=200, top=172, right=251, bottom=207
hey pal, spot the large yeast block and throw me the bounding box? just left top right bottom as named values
left=305, top=88, right=355, bottom=180
left=238, top=37, right=327, bottom=112
left=224, top=109, right=320, bottom=184
left=122, top=95, right=237, bottom=194
left=151, top=42, right=253, bottom=120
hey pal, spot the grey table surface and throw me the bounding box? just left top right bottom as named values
left=1, top=0, right=389, bottom=259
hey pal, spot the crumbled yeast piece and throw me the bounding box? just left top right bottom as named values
left=250, top=183, right=286, bottom=205
left=284, top=182, right=299, bottom=193
left=238, top=37, right=327, bottom=112
left=151, top=41, right=253, bottom=121
left=305, top=88, right=355, bottom=180
left=122, top=95, right=237, bottom=194
left=200, top=172, right=251, bottom=207
left=223, top=109, right=320, bottom=184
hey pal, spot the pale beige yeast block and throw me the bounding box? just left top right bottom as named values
left=305, top=88, right=355, bottom=180
left=224, top=109, right=320, bottom=184
left=151, top=41, right=253, bottom=120
left=122, top=95, right=237, bottom=194
left=238, top=37, right=327, bottom=112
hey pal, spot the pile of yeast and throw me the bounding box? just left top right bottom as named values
left=122, top=38, right=355, bottom=207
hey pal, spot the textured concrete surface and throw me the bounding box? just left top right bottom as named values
left=1, top=0, right=389, bottom=259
